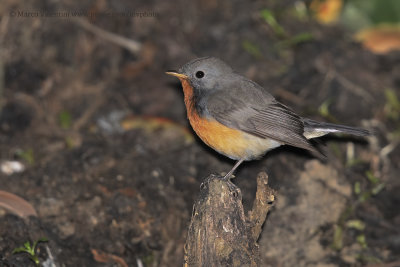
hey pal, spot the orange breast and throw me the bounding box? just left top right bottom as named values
left=179, top=78, right=281, bottom=160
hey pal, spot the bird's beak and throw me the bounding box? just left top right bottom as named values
left=166, top=70, right=188, bottom=79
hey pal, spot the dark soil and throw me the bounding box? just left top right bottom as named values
left=0, top=0, right=399, bottom=266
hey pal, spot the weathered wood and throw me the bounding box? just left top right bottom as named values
left=184, top=172, right=275, bottom=267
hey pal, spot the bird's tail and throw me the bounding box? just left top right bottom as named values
left=302, top=118, right=370, bottom=139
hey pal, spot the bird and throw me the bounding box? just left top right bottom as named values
left=166, top=57, right=369, bottom=180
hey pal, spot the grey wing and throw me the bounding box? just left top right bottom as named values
left=206, top=86, right=319, bottom=154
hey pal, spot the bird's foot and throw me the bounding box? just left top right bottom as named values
left=222, top=173, right=234, bottom=181
left=220, top=173, right=237, bottom=191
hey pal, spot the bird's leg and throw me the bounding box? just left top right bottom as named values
left=223, top=158, right=245, bottom=181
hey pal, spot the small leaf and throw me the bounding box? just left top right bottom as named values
left=91, top=249, right=129, bottom=267
left=332, top=224, right=343, bottom=250
left=318, top=99, right=332, bottom=118
left=12, top=247, right=28, bottom=254
left=365, top=171, right=379, bottom=185
left=357, top=234, right=368, bottom=249
left=59, top=110, right=72, bottom=129
left=319, top=100, right=330, bottom=117
left=260, top=9, right=286, bottom=36
left=33, top=259, right=39, bottom=265
left=371, top=183, right=385, bottom=195
left=318, top=99, right=338, bottom=122
left=356, top=25, right=400, bottom=55
left=346, top=219, right=366, bottom=230
left=24, top=241, right=31, bottom=251
left=310, top=0, right=343, bottom=24
left=292, top=1, right=308, bottom=21
left=354, top=182, right=361, bottom=195
left=0, top=190, right=38, bottom=218
left=385, top=88, right=400, bottom=110
left=384, top=88, right=400, bottom=119
left=276, top=32, right=314, bottom=48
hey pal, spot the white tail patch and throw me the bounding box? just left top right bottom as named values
left=303, top=128, right=341, bottom=139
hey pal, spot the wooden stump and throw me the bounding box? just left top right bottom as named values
left=184, top=172, right=275, bottom=267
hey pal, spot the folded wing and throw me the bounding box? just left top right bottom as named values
left=206, top=80, right=320, bottom=155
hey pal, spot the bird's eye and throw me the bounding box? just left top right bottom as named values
left=195, top=71, right=205, bottom=78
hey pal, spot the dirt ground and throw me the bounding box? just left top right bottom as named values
left=0, top=0, right=399, bottom=266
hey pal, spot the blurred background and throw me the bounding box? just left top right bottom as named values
left=0, top=0, right=399, bottom=266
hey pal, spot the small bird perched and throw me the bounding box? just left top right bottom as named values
left=166, top=57, right=369, bottom=180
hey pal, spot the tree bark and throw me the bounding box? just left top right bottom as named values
left=184, top=172, right=275, bottom=267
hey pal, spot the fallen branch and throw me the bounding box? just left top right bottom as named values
left=73, top=18, right=142, bottom=54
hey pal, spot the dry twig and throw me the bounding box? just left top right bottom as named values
left=73, top=18, right=142, bottom=54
